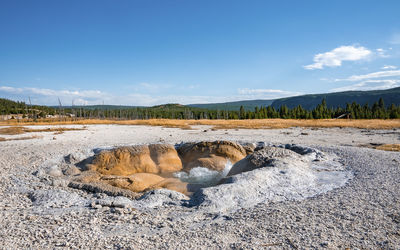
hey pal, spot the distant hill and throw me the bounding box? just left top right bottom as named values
left=151, top=103, right=186, bottom=109
left=189, top=99, right=274, bottom=111
left=52, top=104, right=142, bottom=110
left=187, top=87, right=400, bottom=111
left=4, top=87, right=400, bottom=114
left=62, top=103, right=200, bottom=111
left=271, top=87, right=400, bottom=110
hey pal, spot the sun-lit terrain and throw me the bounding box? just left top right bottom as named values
left=375, top=144, right=400, bottom=152
left=0, top=126, right=85, bottom=135
left=2, top=0, right=400, bottom=248
left=1, top=118, right=400, bottom=130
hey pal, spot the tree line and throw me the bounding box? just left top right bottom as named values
left=0, top=98, right=55, bottom=118
left=1, top=97, right=400, bottom=120
left=239, top=98, right=400, bottom=119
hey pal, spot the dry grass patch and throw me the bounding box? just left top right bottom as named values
left=120, top=120, right=193, bottom=129
left=359, top=143, right=400, bottom=152
left=0, top=126, right=85, bottom=135
left=0, top=135, right=41, bottom=142
left=0, top=118, right=399, bottom=130
left=197, top=119, right=400, bottom=130
left=10, top=135, right=41, bottom=141
left=375, top=144, right=400, bottom=152
left=0, top=119, right=193, bottom=130
left=0, top=126, right=26, bottom=135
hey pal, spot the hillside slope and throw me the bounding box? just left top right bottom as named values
left=271, top=87, right=400, bottom=109
left=189, top=87, right=400, bottom=111
left=189, top=99, right=274, bottom=111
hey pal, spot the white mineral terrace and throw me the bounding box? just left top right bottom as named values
left=0, top=124, right=399, bottom=248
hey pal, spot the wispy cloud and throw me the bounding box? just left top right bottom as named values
left=335, top=70, right=400, bottom=82
left=237, top=88, right=302, bottom=99
left=0, top=86, right=105, bottom=98
left=1, top=85, right=295, bottom=106
left=331, top=66, right=400, bottom=92
left=0, top=86, right=110, bottom=105
left=331, top=79, right=400, bottom=92
left=382, top=65, right=397, bottom=70
left=376, top=48, right=390, bottom=58
left=304, top=45, right=372, bottom=70
left=127, top=94, right=244, bottom=105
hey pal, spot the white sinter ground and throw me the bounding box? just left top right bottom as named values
left=0, top=124, right=399, bottom=249
left=192, top=145, right=353, bottom=213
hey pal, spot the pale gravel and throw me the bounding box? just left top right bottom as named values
left=0, top=124, right=399, bottom=249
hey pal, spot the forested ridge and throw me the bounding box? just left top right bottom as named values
left=1, top=97, right=400, bottom=120
left=271, top=87, right=400, bottom=110
left=190, top=87, right=400, bottom=111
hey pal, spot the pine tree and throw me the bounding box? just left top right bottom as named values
left=239, top=106, right=245, bottom=119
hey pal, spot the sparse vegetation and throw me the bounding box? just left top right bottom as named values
left=1, top=119, right=399, bottom=130
left=271, top=87, right=400, bottom=110
left=375, top=144, right=400, bottom=152
left=2, top=97, right=400, bottom=121
left=0, top=135, right=41, bottom=142
left=0, top=126, right=85, bottom=135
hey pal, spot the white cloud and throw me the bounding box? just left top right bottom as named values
left=335, top=70, right=400, bottom=82
left=237, top=88, right=302, bottom=99
left=332, top=66, right=400, bottom=92
left=304, top=45, right=372, bottom=70
left=331, top=79, right=400, bottom=92
left=0, top=86, right=110, bottom=106
left=238, top=88, right=287, bottom=94
left=0, top=86, right=105, bottom=98
left=382, top=65, right=397, bottom=70
left=130, top=94, right=239, bottom=105
left=376, top=48, right=390, bottom=58
left=0, top=86, right=18, bottom=93
left=1, top=85, right=296, bottom=106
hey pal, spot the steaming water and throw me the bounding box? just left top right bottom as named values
left=174, top=160, right=233, bottom=186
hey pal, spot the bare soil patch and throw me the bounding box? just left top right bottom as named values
left=1, top=118, right=400, bottom=130
left=358, top=143, right=400, bottom=152
left=0, top=126, right=86, bottom=135
left=376, top=144, right=400, bottom=152
left=0, top=135, right=41, bottom=142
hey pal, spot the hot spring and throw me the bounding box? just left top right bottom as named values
left=62, top=141, right=352, bottom=212
left=173, top=160, right=233, bottom=186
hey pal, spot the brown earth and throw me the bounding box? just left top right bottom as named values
left=76, top=141, right=248, bottom=196
left=73, top=171, right=193, bottom=196
left=177, top=141, right=247, bottom=171
left=358, top=143, right=400, bottom=152
left=87, top=144, right=183, bottom=176
left=0, top=126, right=85, bottom=135
left=100, top=173, right=165, bottom=193
left=375, top=144, right=400, bottom=152
left=2, top=118, right=400, bottom=130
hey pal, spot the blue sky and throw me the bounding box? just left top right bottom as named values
left=1, top=0, right=400, bottom=106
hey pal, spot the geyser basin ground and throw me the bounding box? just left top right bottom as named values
left=49, top=140, right=353, bottom=213
left=2, top=125, right=400, bottom=249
